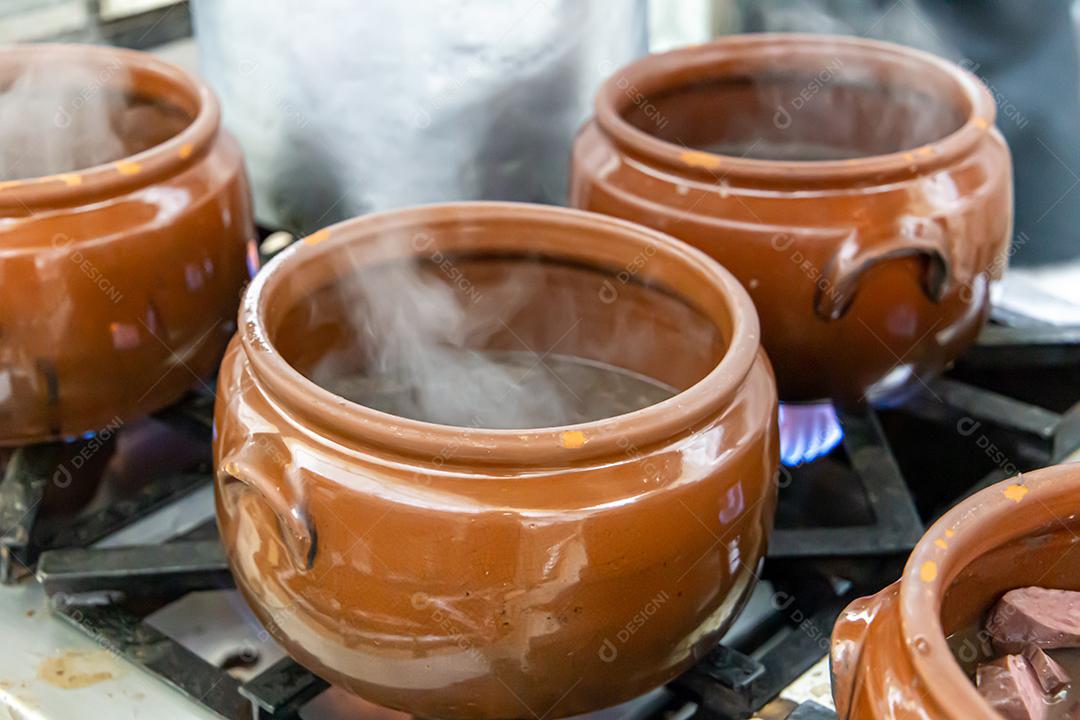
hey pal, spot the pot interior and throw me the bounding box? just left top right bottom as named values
left=0, top=50, right=193, bottom=181
left=267, top=225, right=729, bottom=430
left=622, top=50, right=969, bottom=161
left=941, top=514, right=1080, bottom=672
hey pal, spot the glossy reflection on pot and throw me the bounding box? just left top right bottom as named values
left=0, top=44, right=255, bottom=445
left=571, top=34, right=1013, bottom=405
left=831, top=464, right=1080, bottom=719
left=213, top=202, right=779, bottom=719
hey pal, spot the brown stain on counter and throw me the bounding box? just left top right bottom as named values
left=36, top=651, right=118, bottom=690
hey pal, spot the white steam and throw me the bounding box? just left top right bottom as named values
left=0, top=56, right=132, bottom=181
left=729, top=0, right=964, bottom=160
left=308, top=237, right=674, bottom=430
left=0, top=53, right=190, bottom=182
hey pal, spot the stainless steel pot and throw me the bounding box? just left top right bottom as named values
left=191, top=0, right=647, bottom=233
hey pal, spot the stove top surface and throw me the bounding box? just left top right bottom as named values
left=0, top=318, right=1077, bottom=720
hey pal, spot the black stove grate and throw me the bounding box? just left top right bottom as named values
left=769, top=408, right=925, bottom=559
left=0, top=390, right=215, bottom=583
left=2, top=321, right=1077, bottom=720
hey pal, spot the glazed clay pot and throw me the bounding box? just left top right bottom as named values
left=831, top=463, right=1080, bottom=719
left=214, top=202, right=779, bottom=718
left=0, top=44, right=255, bottom=445
left=571, top=34, right=1013, bottom=405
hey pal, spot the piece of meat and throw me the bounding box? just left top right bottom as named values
left=1022, top=645, right=1071, bottom=695
left=977, top=654, right=1048, bottom=720
left=987, top=587, right=1080, bottom=653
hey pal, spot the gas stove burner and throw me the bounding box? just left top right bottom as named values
left=2, top=321, right=1079, bottom=720
left=0, top=391, right=215, bottom=583
left=778, top=402, right=843, bottom=466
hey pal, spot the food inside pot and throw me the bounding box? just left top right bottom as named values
left=0, top=58, right=192, bottom=180
left=948, top=587, right=1080, bottom=719
left=270, top=247, right=725, bottom=430
left=621, top=68, right=967, bottom=161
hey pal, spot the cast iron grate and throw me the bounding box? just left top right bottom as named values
left=15, top=321, right=1080, bottom=720
left=37, top=537, right=849, bottom=720
left=768, top=408, right=925, bottom=559
left=0, top=389, right=215, bottom=584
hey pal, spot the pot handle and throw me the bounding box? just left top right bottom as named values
left=219, top=457, right=317, bottom=573
left=830, top=582, right=899, bottom=719
left=815, top=216, right=951, bottom=321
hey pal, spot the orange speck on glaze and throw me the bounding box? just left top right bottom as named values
left=1003, top=484, right=1029, bottom=503
left=915, top=146, right=935, bottom=158
left=945, top=529, right=955, bottom=538
left=0, top=180, right=21, bottom=191
left=115, top=160, right=142, bottom=175
left=58, top=173, right=82, bottom=186
left=903, top=152, right=916, bottom=162
left=973, top=116, right=990, bottom=130
left=679, top=150, right=722, bottom=170
left=178, top=143, right=194, bottom=159
left=559, top=430, right=587, bottom=449
left=303, top=229, right=330, bottom=246
left=934, top=539, right=947, bottom=549
left=920, top=561, right=938, bottom=582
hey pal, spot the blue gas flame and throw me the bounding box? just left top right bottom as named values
left=778, top=401, right=844, bottom=466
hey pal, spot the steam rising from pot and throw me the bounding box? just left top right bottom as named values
left=733, top=1, right=964, bottom=161
left=0, top=54, right=189, bottom=181
left=629, top=58, right=966, bottom=163
left=306, top=234, right=675, bottom=430
left=623, top=8, right=968, bottom=163
left=0, top=56, right=123, bottom=180
left=742, top=0, right=950, bottom=56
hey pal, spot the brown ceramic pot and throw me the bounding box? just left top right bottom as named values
left=0, top=44, right=255, bottom=445
left=571, top=34, right=1013, bottom=406
left=213, top=202, right=779, bottom=718
left=831, top=463, right=1080, bottom=718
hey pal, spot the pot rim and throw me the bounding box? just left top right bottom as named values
left=239, top=201, right=763, bottom=466
left=0, top=43, right=218, bottom=211
left=897, top=462, right=1080, bottom=719
left=594, top=33, right=996, bottom=184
